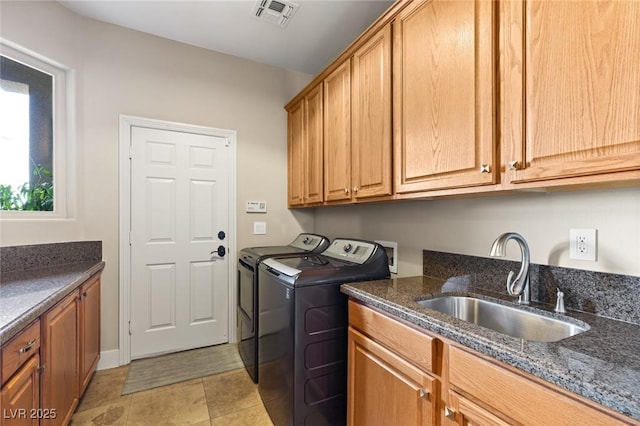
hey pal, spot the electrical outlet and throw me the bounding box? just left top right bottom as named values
left=569, top=228, right=597, bottom=261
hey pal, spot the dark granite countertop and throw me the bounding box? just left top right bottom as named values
left=0, top=260, right=105, bottom=345
left=341, top=276, right=640, bottom=422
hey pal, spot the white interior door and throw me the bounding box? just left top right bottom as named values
left=130, top=126, right=230, bottom=359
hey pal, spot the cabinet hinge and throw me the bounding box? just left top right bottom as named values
left=39, top=363, right=46, bottom=373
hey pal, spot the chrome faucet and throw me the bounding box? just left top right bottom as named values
left=489, top=232, right=530, bottom=304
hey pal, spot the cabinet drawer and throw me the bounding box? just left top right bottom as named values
left=448, top=345, right=634, bottom=426
left=2, top=320, right=41, bottom=384
left=348, top=300, right=435, bottom=373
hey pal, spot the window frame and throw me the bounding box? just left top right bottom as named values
left=0, top=40, right=74, bottom=219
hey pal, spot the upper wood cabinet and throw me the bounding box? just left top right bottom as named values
left=325, top=23, right=393, bottom=204
left=287, top=83, right=323, bottom=206
left=286, top=0, right=640, bottom=207
left=324, top=59, right=353, bottom=202
left=352, top=24, right=393, bottom=201
left=287, top=99, right=305, bottom=206
left=393, top=0, right=497, bottom=194
left=501, top=0, right=640, bottom=185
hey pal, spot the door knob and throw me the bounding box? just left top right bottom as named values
left=211, top=245, right=226, bottom=260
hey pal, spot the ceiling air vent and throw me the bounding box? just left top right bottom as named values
left=253, top=0, right=299, bottom=28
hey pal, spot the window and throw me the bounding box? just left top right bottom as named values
left=0, top=42, right=71, bottom=216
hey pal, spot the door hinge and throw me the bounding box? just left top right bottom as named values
left=128, top=231, right=132, bottom=246
left=128, top=145, right=133, bottom=159
left=129, top=321, right=132, bottom=336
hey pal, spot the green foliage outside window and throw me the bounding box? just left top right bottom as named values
left=0, top=163, right=53, bottom=211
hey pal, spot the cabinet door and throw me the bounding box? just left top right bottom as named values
left=393, top=0, right=496, bottom=193
left=352, top=24, right=393, bottom=200
left=502, top=0, right=640, bottom=184
left=304, top=83, right=324, bottom=204
left=324, top=59, right=352, bottom=202
left=41, top=290, right=79, bottom=426
left=347, top=327, right=437, bottom=426
left=447, top=391, right=512, bottom=426
left=287, top=99, right=305, bottom=206
left=79, top=274, right=101, bottom=394
left=0, top=355, right=39, bottom=426
left=448, top=345, right=631, bottom=426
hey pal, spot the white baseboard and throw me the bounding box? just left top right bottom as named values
left=97, top=349, right=122, bottom=370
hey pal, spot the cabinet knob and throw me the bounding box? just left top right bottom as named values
left=344, top=188, right=350, bottom=194
left=444, top=406, right=456, bottom=420
left=418, top=388, right=430, bottom=399
left=508, top=160, right=519, bottom=170
left=353, top=187, right=359, bottom=193
left=480, top=164, right=491, bottom=173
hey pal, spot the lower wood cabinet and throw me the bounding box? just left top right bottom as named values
left=1, top=272, right=101, bottom=426
left=348, top=327, right=437, bottom=425
left=78, top=274, right=101, bottom=394
left=347, top=300, right=439, bottom=426
left=41, top=289, right=80, bottom=426
left=446, top=345, right=637, bottom=426
left=1, top=354, right=40, bottom=426
left=447, top=390, right=511, bottom=426
left=347, top=300, right=639, bottom=426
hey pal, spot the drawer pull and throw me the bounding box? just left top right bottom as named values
left=18, top=339, right=37, bottom=353
left=444, top=406, right=456, bottom=420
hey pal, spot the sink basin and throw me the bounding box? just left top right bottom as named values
left=417, top=296, right=589, bottom=342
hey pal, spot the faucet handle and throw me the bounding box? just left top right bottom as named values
left=554, top=288, right=566, bottom=314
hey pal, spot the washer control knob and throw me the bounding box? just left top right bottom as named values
left=343, top=243, right=353, bottom=253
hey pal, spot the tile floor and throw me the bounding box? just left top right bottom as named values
left=70, top=366, right=274, bottom=425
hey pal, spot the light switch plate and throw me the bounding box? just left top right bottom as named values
left=253, top=221, right=267, bottom=235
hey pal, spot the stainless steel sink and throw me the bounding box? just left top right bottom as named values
left=417, top=296, right=589, bottom=342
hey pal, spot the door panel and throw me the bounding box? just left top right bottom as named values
left=130, top=126, right=229, bottom=359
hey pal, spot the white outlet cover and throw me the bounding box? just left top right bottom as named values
left=569, top=228, right=597, bottom=261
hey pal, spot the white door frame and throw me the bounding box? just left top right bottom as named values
left=118, top=115, right=237, bottom=366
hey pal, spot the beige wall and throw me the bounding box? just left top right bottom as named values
left=314, top=187, right=640, bottom=278
left=2, top=0, right=639, bottom=361
left=0, top=1, right=314, bottom=353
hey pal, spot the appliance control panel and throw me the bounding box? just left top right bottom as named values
left=290, top=233, right=329, bottom=251
left=323, top=239, right=378, bottom=264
